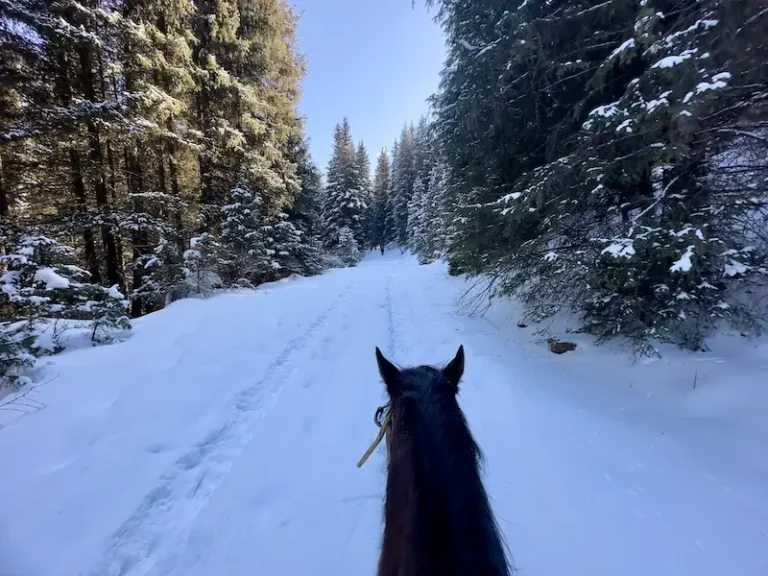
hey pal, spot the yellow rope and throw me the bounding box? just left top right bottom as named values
left=357, top=407, right=391, bottom=468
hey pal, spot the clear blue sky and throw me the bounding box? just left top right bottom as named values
left=289, top=0, right=446, bottom=172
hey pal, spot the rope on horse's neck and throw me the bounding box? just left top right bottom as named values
left=357, top=404, right=391, bottom=468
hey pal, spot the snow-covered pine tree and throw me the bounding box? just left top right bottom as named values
left=407, top=119, right=438, bottom=261
left=262, top=213, right=315, bottom=278
left=119, top=0, right=198, bottom=316
left=429, top=161, right=452, bottom=255
left=391, top=125, right=417, bottom=247
left=285, top=138, right=326, bottom=276
left=572, top=0, right=768, bottom=350
left=335, top=226, right=361, bottom=267
left=182, top=233, right=222, bottom=295
left=369, top=149, right=391, bottom=249
left=321, top=119, right=367, bottom=253
left=355, top=142, right=374, bottom=247
left=0, top=234, right=131, bottom=385
left=407, top=177, right=427, bottom=258
left=383, top=141, right=399, bottom=247
left=219, top=183, right=268, bottom=286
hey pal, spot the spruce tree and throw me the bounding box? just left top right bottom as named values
left=391, top=125, right=416, bottom=246
left=355, top=142, right=373, bottom=247
left=321, top=119, right=367, bottom=251
left=370, top=149, right=391, bottom=248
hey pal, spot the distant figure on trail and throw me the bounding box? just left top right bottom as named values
left=380, top=245, right=385, bottom=255
left=358, top=346, right=512, bottom=576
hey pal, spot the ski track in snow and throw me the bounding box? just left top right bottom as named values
left=1, top=252, right=767, bottom=576
left=89, top=282, right=354, bottom=576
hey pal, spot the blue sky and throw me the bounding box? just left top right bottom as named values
left=289, top=0, right=446, bottom=172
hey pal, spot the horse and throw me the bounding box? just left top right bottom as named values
left=360, top=346, right=512, bottom=576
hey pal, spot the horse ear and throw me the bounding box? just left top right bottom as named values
left=376, top=347, right=400, bottom=394
left=442, top=345, right=465, bottom=390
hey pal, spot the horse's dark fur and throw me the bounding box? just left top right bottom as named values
left=375, top=346, right=511, bottom=576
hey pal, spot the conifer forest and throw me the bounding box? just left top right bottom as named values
left=1, top=0, right=767, bottom=384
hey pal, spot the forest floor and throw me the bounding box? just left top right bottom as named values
left=1, top=252, right=767, bottom=576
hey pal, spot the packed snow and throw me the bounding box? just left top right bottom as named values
left=1, top=253, right=767, bottom=576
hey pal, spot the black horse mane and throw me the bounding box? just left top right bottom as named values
left=377, top=350, right=512, bottom=576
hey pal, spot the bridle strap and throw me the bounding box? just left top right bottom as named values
left=357, top=404, right=391, bottom=468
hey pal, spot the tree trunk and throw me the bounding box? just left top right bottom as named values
left=106, top=139, right=125, bottom=276
left=0, top=154, right=8, bottom=220
left=53, top=48, right=102, bottom=283
left=69, top=148, right=102, bottom=283
left=77, top=42, right=123, bottom=289
left=125, top=145, right=147, bottom=318
left=193, top=2, right=217, bottom=232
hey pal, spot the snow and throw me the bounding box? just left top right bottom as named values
left=588, top=101, right=621, bottom=118
left=670, top=245, right=695, bottom=272
left=500, top=191, right=522, bottom=203
left=608, top=38, right=635, bottom=60
left=695, top=78, right=729, bottom=95
left=651, top=53, right=694, bottom=69
left=724, top=259, right=749, bottom=277
left=646, top=95, right=670, bottom=113
left=602, top=238, right=636, bottom=258
left=1, top=253, right=767, bottom=576
left=106, top=285, right=125, bottom=299
left=34, top=267, right=71, bottom=289
left=475, top=40, right=500, bottom=57
left=615, top=119, right=633, bottom=133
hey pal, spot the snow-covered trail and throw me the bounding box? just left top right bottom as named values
left=1, top=253, right=766, bottom=576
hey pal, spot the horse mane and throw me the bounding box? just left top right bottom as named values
left=379, top=365, right=512, bottom=576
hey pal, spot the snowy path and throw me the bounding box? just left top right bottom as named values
left=1, top=253, right=767, bottom=576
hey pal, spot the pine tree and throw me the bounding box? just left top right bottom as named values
left=383, top=141, right=399, bottom=246
left=285, top=137, right=325, bottom=275
left=220, top=183, right=267, bottom=285
left=355, top=142, right=374, bottom=247
left=335, top=226, right=361, bottom=267
left=0, top=233, right=130, bottom=385
left=407, top=177, right=427, bottom=254
left=369, top=149, right=391, bottom=248
left=321, top=119, right=367, bottom=251
left=391, top=125, right=417, bottom=246
left=182, top=233, right=221, bottom=294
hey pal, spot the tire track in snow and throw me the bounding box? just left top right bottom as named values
left=384, top=274, right=396, bottom=358
left=86, top=283, right=354, bottom=576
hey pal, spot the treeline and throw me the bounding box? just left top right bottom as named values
left=347, top=0, right=768, bottom=353
left=0, top=0, right=324, bottom=384
left=318, top=116, right=449, bottom=268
